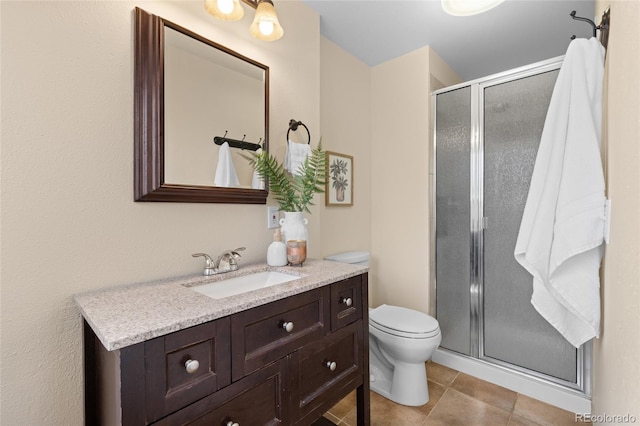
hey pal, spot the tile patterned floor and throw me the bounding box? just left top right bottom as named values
left=324, top=362, right=588, bottom=426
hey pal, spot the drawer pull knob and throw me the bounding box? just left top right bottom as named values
left=184, top=359, right=200, bottom=374
left=280, top=321, right=293, bottom=333
left=339, top=297, right=353, bottom=307
left=326, top=361, right=337, bottom=371
left=281, top=321, right=294, bottom=332
left=226, top=422, right=239, bottom=426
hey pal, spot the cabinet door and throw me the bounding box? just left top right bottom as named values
left=330, top=275, right=363, bottom=331
left=153, top=359, right=289, bottom=426
left=231, top=287, right=330, bottom=381
left=293, top=320, right=363, bottom=423
left=144, top=318, right=231, bottom=422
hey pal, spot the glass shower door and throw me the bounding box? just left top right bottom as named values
left=435, top=86, right=472, bottom=356
left=481, top=70, right=578, bottom=384
left=434, top=58, right=588, bottom=391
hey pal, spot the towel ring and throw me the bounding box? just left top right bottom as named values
left=287, top=119, right=310, bottom=144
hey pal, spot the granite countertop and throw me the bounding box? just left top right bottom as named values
left=74, top=259, right=368, bottom=351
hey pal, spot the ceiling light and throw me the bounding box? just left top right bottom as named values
left=249, top=0, right=284, bottom=41
left=441, top=0, right=505, bottom=16
left=205, top=0, right=244, bottom=21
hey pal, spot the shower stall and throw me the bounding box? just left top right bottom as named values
left=431, top=57, right=591, bottom=412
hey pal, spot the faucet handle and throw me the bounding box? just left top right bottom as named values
left=214, top=247, right=245, bottom=271
left=225, top=247, right=245, bottom=266
left=192, top=253, right=214, bottom=266
left=192, top=253, right=216, bottom=276
left=230, top=247, right=246, bottom=258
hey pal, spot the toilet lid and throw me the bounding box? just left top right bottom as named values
left=370, top=304, right=440, bottom=337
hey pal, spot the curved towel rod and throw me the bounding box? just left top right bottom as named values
left=287, top=119, right=311, bottom=144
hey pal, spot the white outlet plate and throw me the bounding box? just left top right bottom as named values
left=267, top=206, right=280, bottom=229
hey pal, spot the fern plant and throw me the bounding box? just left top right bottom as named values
left=243, top=142, right=326, bottom=213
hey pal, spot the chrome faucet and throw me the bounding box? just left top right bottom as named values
left=192, top=247, right=246, bottom=276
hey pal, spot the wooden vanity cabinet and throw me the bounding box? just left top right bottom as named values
left=330, top=275, right=363, bottom=331
left=84, top=318, right=232, bottom=425
left=145, top=319, right=231, bottom=422
left=293, top=321, right=363, bottom=424
left=153, top=359, right=290, bottom=426
left=231, top=286, right=330, bottom=381
left=84, top=272, right=370, bottom=425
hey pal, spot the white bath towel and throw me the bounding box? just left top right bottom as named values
left=514, top=37, right=606, bottom=348
left=214, top=142, right=240, bottom=187
left=251, top=148, right=265, bottom=190
left=284, top=140, right=311, bottom=176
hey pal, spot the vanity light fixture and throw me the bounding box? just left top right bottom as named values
left=204, top=0, right=284, bottom=41
left=441, top=0, right=505, bottom=16
left=249, top=0, right=284, bottom=41
left=204, top=0, right=245, bottom=21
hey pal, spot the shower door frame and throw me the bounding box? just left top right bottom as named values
left=430, top=56, right=592, bottom=396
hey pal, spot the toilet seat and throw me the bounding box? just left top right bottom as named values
left=370, top=304, right=440, bottom=338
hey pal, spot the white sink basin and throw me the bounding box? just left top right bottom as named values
left=190, top=271, right=301, bottom=299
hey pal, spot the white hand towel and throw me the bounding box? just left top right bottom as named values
left=514, top=38, right=606, bottom=348
left=214, top=142, right=240, bottom=187
left=251, top=148, right=265, bottom=189
left=284, top=140, right=312, bottom=176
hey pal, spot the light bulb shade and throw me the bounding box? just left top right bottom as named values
left=249, top=0, right=284, bottom=41
left=441, top=0, right=505, bottom=16
left=205, top=0, right=244, bottom=21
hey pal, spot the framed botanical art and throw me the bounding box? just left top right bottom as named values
left=325, top=151, right=353, bottom=206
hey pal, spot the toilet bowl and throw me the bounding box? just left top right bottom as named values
left=324, top=251, right=442, bottom=406
left=369, top=304, right=441, bottom=406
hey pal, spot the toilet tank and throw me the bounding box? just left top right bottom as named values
left=324, top=251, right=369, bottom=266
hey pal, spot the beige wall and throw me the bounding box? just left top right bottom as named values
left=592, top=0, right=640, bottom=419
left=0, top=1, right=319, bottom=423
left=318, top=38, right=373, bottom=260
left=370, top=47, right=461, bottom=312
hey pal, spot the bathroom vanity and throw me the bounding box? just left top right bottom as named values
left=76, top=260, right=370, bottom=425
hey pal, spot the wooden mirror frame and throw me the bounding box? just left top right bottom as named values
left=134, top=8, right=269, bottom=203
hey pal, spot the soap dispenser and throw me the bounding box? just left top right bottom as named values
left=267, top=228, right=288, bottom=266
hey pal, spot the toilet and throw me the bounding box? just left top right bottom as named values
left=325, top=251, right=442, bottom=407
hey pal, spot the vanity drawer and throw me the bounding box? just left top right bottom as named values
left=231, top=286, right=330, bottom=381
left=294, top=320, right=363, bottom=422
left=144, top=318, right=231, bottom=423
left=330, top=275, right=363, bottom=331
left=153, top=359, right=288, bottom=426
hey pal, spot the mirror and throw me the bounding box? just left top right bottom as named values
left=134, top=7, right=269, bottom=203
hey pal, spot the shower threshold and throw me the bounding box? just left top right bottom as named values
left=432, top=348, right=591, bottom=414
